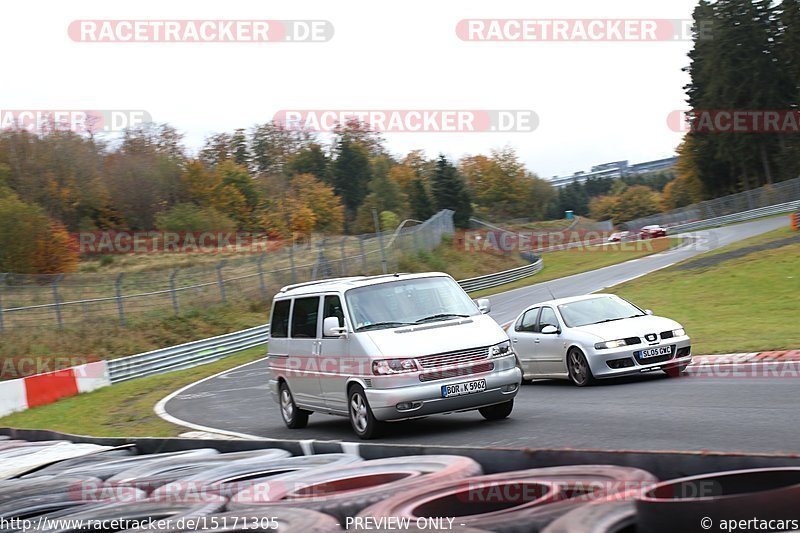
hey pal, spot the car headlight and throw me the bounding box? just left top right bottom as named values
left=672, top=328, right=686, bottom=337
left=594, top=339, right=627, bottom=350
left=372, top=358, right=419, bottom=375
left=489, top=340, right=513, bottom=358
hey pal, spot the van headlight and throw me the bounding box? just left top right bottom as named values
left=672, top=328, right=686, bottom=337
left=490, top=340, right=513, bottom=358
left=372, top=358, right=420, bottom=375
left=594, top=339, right=627, bottom=350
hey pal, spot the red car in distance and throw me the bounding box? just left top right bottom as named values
left=639, top=225, right=667, bottom=239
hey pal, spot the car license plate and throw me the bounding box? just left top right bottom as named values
left=442, top=379, right=486, bottom=397
left=638, top=346, right=672, bottom=358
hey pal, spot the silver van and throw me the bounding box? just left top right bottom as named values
left=267, top=272, right=521, bottom=439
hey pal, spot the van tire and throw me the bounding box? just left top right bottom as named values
left=479, top=399, right=514, bottom=421
left=348, top=385, right=382, bottom=440
left=280, top=382, right=309, bottom=429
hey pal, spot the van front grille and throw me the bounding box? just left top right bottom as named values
left=417, top=346, right=490, bottom=369
left=419, top=362, right=494, bottom=382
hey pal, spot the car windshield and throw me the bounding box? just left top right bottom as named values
left=346, top=276, right=479, bottom=332
left=558, top=296, right=645, bottom=328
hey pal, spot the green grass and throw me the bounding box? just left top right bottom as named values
left=469, top=237, right=678, bottom=298
left=399, top=237, right=528, bottom=280
left=0, top=347, right=266, bottom=437
left=609, top=227, right=799, bottom=354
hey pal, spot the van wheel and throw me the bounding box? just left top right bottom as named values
left=349, top=385, right=382, bottom=440
left=479, top=399, right=514, bottom=421
left=279, top=382, right=309, bottom=429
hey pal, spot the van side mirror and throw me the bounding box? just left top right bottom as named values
left=323, top=316, right=347, bottom=337
left=475, top=298, right=491, bottom=314
left=645, top=309, right=653, bottom=315
left=541, top=325, right=559, bottom=334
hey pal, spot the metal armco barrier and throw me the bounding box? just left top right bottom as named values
left=458, top=258, right=544, bottom=293
left=107, top=324, right=270, bottom=383
left=666, top=200, right=800, bottom=234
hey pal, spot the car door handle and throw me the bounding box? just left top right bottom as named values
left=512, top=338, right=518, bottom=343
left=534, top=339, right=540, bottom=343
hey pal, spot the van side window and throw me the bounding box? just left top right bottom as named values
left=291, top=297, right=320, bottom=338
left=323, top=295, right=344, bottom=336
left=270, top=300, right=291, bottom=338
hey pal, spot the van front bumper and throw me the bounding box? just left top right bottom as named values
left=366, top=365, right=522, bottom=422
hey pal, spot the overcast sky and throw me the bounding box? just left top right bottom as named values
left=1, top=0, right=698, bottom=178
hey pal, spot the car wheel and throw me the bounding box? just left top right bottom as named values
left=479, top=399, right=514, bottom=421
left=280, top=382, right=309, bottom=429
left=567, top=348, right=594, bottom=387
left=664, top=365, right=687, bottom=378
left=348, top=385, right=382, bottom=439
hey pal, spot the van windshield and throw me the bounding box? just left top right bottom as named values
left=346, top=276, right=480, bottom=332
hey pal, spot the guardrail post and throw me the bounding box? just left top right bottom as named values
left=256, top=253, right=267, bottom=300
left=340, top=237, right=348, bottom=275
left=288, top=245, right=297, bottom=283
left=115, top=273, right=126, bottom=326
left=216, top=260, right=227, bottom=303
left=373, top=209, right=388, bottom=274
left=51, top=274, right=64, bottom=329
left=169, top=269, right=180, bottom=315
left=0, top=273, right=6, bottom=333
left=359, top=237, right=367, bottom=273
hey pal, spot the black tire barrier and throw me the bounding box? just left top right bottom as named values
left=635, top=468, right=800, bottom=533
left=359, top=465, right=657, bottom=533
left=42, top=449, right=222, bottom=480
left=21, top=449, right=136, bottom=478
left=228, top=455, right=484, bottom=522
left=151, top=453, right=364, bottom=502
left=124, top=508, right=342, bottom=532
left=106, top=449, right=291, bottom=491
left=0, top=486, right=147, bottom=523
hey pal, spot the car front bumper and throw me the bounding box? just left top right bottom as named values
left=366, top=360, right=521, bottom=422
left=587, top=336, right=692, bottom=379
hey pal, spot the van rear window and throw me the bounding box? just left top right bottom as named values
left=270, top=300, right=291, bottom=338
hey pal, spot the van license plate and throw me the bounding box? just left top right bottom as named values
left=442, top=379, right=487, bottom=397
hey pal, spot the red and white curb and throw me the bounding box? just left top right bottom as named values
left=0, top=361, right=110, bottom=418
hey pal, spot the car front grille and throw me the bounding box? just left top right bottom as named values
left=660, top=330, right=674, bottom=340
left=419, top=362, right=494, bottom=382
left=417, top=346, right=490, bottom=369
left=624, top=337, right=641, bottom=346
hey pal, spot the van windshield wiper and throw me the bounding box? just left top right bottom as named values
left=415, top=313, right=470, bottom=324
left=356, top=321, right=413, bottom=332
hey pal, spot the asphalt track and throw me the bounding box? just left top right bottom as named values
left=161, top=217, right=800, bottom=454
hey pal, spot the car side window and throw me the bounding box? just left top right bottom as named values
left=270, top=300, right=291, bottom=338
left=537, top=307, right=559, bottom=332
left=323, top=295, right=345, bottom=336
left=291, top=296, right=320, bottom=338
left=516, top=307, right=539, bottom=332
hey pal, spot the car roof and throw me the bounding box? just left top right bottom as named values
left=521, top=293, right=621, bottom=310
left=275, top=272, right=453, bottom=298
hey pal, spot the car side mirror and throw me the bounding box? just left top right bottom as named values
left=645, top=309, right=653, bottom=315
left=475, top=298, right=491, bottom=314
left=541, top=325, right=559, bottom=334
left=323, top=316, right=347, bottom=337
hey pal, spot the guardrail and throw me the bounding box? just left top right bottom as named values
left=666, top=200, right=800, bottom=234
left=108, top=324, right=270, bottom=383
left=458, top=258, right=544, bottom=293
left=105, top=258, right=545, bottom=383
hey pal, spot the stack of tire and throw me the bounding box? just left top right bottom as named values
left=1, top=437, right=799, bottom=532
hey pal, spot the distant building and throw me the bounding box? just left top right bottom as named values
left=548, top=156, right=677, bottom=189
